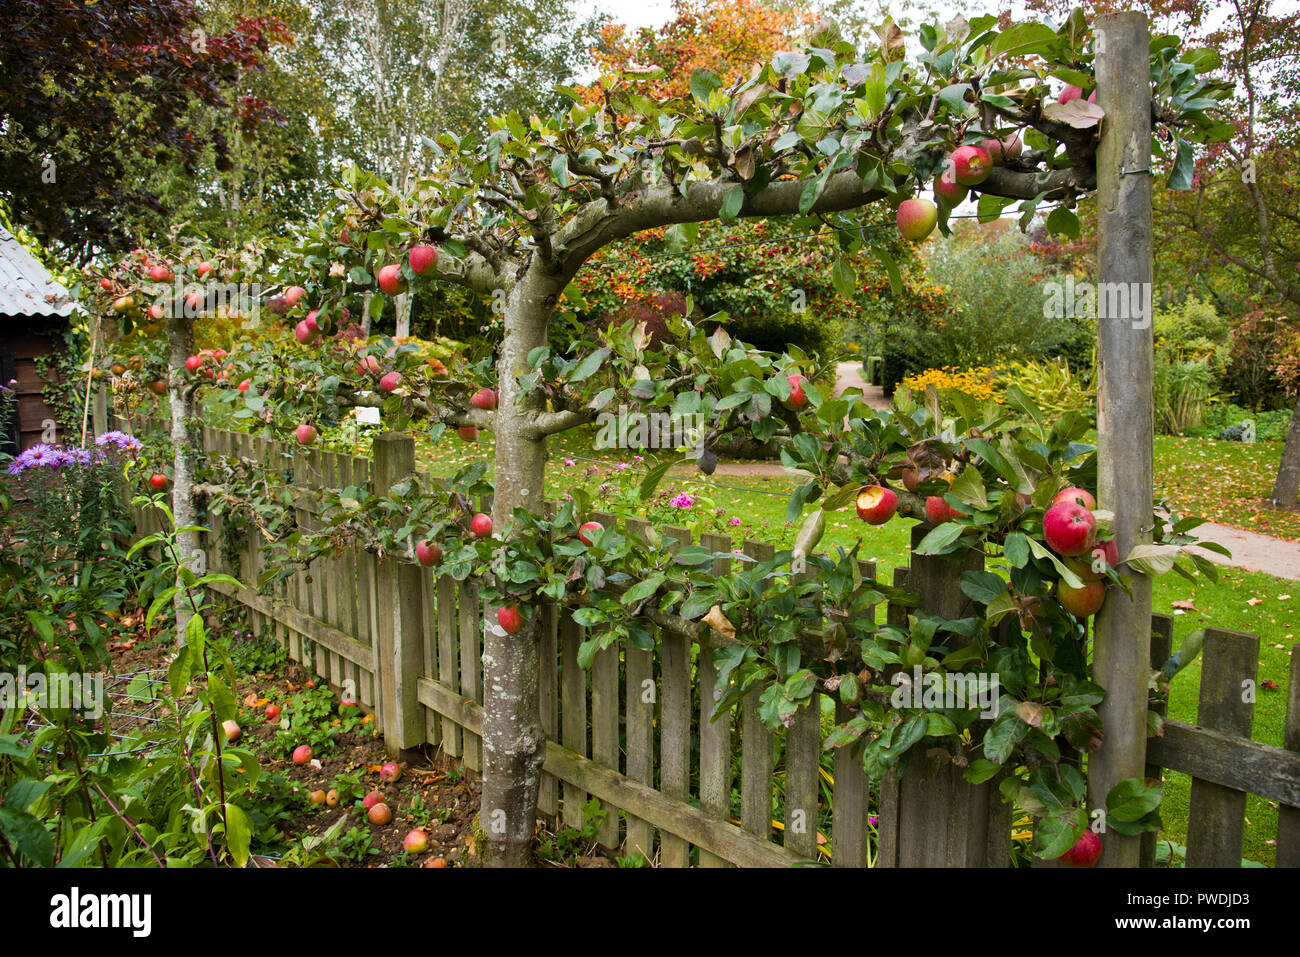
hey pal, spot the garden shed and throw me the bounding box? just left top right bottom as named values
left=0, top=225, right=76, bottom=453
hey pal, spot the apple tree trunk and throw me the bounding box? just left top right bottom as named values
left=165, top=313, right=200, bottom=643
left=1271, top=397, right=1300, bottom=507
left=478, top=265, right=561, bottom=867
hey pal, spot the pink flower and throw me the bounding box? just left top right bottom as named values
left=634, top=455, right=644, bottom=463
left=564, top=458, right=575, bottom=467
left=729, top=517, right=742, bottom=526
left=670, top=493, right=694, bottom=509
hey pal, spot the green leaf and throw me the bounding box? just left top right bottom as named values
left=639, top=458, right=676, bottom=501
left=224, top=803, right=252, bottom=867
left=964, top=758, right=1001, bottom=784
left=868, top=245, right=903, bottom=296
left=551, top=152, right=570, bottom=187
left=567, top=348, right=609, bottom=383
left=208, top=674, right=238, bottom=723
left=720, top=184, right=744, bottom=222
left=1168, top=138, right=1195, bottom=191
left=0, top=807, right=53, bottom=866
left=915, top=522, right=964, bottom=555
left=168, top=645, right=192, bottom=697
left=690, top=68, right=721, bottom=105
left=831, top=256, right=856, bottom=297
left=1045, top=207, right=1081, bottom=239
left=1106, top=778, right=1162, bottom=823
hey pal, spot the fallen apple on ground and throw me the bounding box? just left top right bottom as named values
left=221, top=720, right=241, bottom=742
left=292, top=744, right=313, bottom=765
left=265, top=703, right=281, bottom=721
left=309, top=790, right=327, bottom=806
left=404, top=829, right=429, bottom=854
left=379, top=762, right=401, bottom=783
left=367, top=802, right=393, bottom=826
left=325, top=789, right=340, bottom=807
left=363, top=790, right=386, bottom=810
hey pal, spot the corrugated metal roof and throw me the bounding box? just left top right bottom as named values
left=0, top=225, right=77, bottom=318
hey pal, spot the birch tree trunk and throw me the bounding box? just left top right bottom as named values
left=165, top=312, right=199, bottom=642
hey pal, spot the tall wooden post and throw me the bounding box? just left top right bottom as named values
left=1092, top=11, right=1155, bottom=868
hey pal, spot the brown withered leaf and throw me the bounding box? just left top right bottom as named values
left=703, top=605, right=736, bottom=641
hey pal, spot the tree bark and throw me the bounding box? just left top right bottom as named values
left=479, top=264, right=557, bottom=867
left=1271, top=397, right=1300, bottom=506
left=165, top=312, right=199, bottom=642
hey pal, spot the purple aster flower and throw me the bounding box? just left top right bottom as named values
left=729, top=517, right=742, bottom=526
left=670, top=493, right=694, bottom=509
left=563, top=458, right=575, bottom=467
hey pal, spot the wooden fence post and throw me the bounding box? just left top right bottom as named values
left=1279, top=643, right=1300, bottom=867
left=372, top=433, right=426, bottom=758
left=1091, top=10, right=1155, bottom=868
left=884, top=527, right=1007, bottom=866
left=1185, top=628, right=1258, bottom=867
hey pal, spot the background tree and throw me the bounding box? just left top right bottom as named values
left=0, top=0, right=289, bottom=261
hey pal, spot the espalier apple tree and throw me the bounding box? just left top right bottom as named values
left=104, top=13, right=1229, bottom=866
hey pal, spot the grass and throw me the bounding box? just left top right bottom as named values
left=1155, top=435, right=1300, bottom=541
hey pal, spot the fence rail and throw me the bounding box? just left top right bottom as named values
left=114, top=411, right=1300, bottom=867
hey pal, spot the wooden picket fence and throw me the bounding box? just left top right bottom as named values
left=113, top=412, right=1300, bottom=867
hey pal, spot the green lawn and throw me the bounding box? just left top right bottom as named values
left=1156, top=434, right=1300, bottom=541
left=396, top=423, right=1296, bottom=865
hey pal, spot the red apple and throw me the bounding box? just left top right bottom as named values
left=1043, top=502, right=1097, bottom=557
left=376, top=264, right=407, bottom=296
left=357, top=355, right=380, bottom=375
left=292, top=744, right=313, bottom=765
left=855, top=485, right=898, bottom=525
left=470, top=513, right=493, bottom=538
left=363, top=790, right=386, bottom=810
left=934, top=167, right=968, bottom=205
left=294, top=319, right=317, bottom=344
left=470, top=387, right=498, bottom=410
left=901, top=467, right=921, bottom=493
left=149, top=473, right=169, bottom=491
left=1061, top=829, right=1102, bottom=867
left=379, top=761, right=401, bottom=783
left=99, top=277, right=114, bottom=291
left=308, top=789, right=327, bottom=806
left=296, top=424, right=317, bottom=446
left=950, top=144, right=993, bottom=186
left=783, top=374, right=807, bottom=410
left=185, top=355, right=203, bottom=373
left=379, top=371, right=403, bottom=392
left=1053, top=487, right=1097, bottom=511
left=283, top=285, right=306, bottom=306
left=148, top=303, right=165, bottom=320
left=367, top=802, right=392, bottom=826
left=456, top=426, right=479, bottom=441
left=238, top=379, right=251, bottom=392
left=1091, top=538, right=1119, bottom=569
left=980, top=134, right=1022, bottom=165
left=403, top=828, right=429, bottom=854
left=196, top=260, right=212, bottom=277
left=415, top=539, right=443, bottom=566
left=924, top=496, right=952, bottom=524
left=408, top=245, right=439, bottom=276
left=148, top=379, right=167, bottom=395
left=1058, top=580, right=1106, bottom=617
left=497, top=605, right=524, bottom=635
left=221, top=719, right=241, bottom=741
left=265, top=703, right=280, bottom=721
left=896, top=198, right=938, bottom=241
left=578, top=521, right=605, bottom=546
left=184, top=290, right=204, bottom=310
left=149, top=264, right=174, bottom=283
